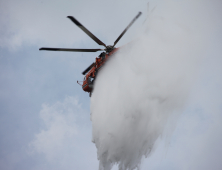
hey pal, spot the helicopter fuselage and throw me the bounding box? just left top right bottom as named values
left=39, top=12, right=141, bottom=97
left=81, top=48, right=119, bottom=94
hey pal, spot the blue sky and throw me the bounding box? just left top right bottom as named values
left=0, top=0, right=222, bottom=170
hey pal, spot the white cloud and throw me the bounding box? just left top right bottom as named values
left=29, top=96, right=83, bottom=161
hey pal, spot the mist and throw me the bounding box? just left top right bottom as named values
left=90, top=0, right=220, bottom=169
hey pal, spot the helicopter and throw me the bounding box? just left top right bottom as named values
left=39, top=12, right=142, bottom=97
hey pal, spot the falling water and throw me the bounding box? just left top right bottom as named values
left=90, top=0, right=217, bottom=169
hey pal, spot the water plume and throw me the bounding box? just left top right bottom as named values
left=90, top=0, right=214, bottom=169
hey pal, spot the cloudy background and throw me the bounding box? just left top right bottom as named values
left=0, top=0, right=222, bottom=170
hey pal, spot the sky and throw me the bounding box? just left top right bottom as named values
left=0, top=0, right=222, bottom=170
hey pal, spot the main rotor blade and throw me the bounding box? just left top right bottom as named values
left=39, top=47, right=104, bottom=52
left=67, top=16, right=107, bottom=48
left=113, top=12, right=142, bottom=47
left=82, top=62, right=95, bottom=75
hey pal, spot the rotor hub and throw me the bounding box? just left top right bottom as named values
left=105, top=45, right=114, bottom=53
